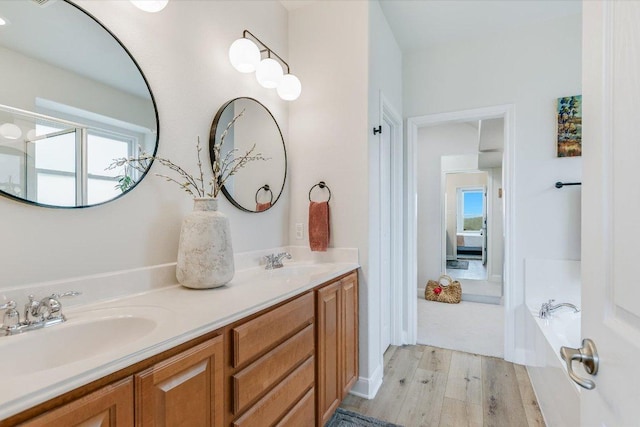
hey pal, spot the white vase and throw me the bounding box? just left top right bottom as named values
left=176, top=198, right=235, bottom=289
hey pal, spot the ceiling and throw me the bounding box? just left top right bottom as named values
left=378, top=0, right=581, bottom=51
left=281, top=1, right=582, bottom=52
left=380, top=0, right=582, bottom=51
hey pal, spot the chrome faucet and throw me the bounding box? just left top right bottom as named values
left=264, top=252, right=292, bottom=269
left=539, top=299, right=580, bottom=319
left=0, top=291, right=80, bottom=336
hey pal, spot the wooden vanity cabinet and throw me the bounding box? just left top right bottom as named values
left=135, top=335, right=224, bottom=427
left=11, top=269, right=359, bottom=427
left=18, top=377, right=134, bottom=427
left=227, top=292, right=315, bottom=427
left=316, top=271, right=359, bottom=426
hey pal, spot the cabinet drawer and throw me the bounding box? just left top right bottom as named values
left=275, top=387, right=315, bottom=427
left=233, top=324, right=314, bottom=414
left=232, top=292, right=313, bottom=367
left=232, top=356, right=314, bottom=427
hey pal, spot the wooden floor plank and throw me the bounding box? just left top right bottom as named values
left=340, top=345, right=545, bottom=427
left=352, top=345, right=425, bottom=423
left=481, top=356, right=528, bottom=427
left=513, top=364, right=546, bottom=427
left=418, top=345, right=452, bottom=374
left=384, top=345, right=398, bottom=366
left=445, top=351, right=482, bottom=405
left=439, top=397, right=483, bottom=427
left=395, top=368, right=448, bottom=427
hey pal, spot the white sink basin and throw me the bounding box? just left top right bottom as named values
left=0, top=306, right=167, bottom=376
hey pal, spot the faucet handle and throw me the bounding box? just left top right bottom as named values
left=40, top=291, right=81, bottom=320
left=0, top=300, right=20, bottom=329
left=0, top=300, right=16, bottom=311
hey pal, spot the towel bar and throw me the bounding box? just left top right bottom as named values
left=309, top=181, right=332, bottom=202
left=255, top=185, right=273, bottom=204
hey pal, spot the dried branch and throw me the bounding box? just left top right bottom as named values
left=107, top=108, right=269, bottom=199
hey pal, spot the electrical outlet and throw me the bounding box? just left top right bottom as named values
left=295, top=223, right=303, bottom=240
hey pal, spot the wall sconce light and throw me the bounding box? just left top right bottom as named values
left=130, top=0, right=168, bottom=13
left=228, top=30, right=301, bottom=101
left=0, top=123, right=22, bottom=140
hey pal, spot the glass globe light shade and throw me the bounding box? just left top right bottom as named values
left=277, top=74, right=302, bottom=101
left=0, top=123, right=22, bottom=140
left=130, top=0, right=169, bottom=13
left=228, top=38, right=261, bottom=73
left=255, top=58, right=283, bottom=89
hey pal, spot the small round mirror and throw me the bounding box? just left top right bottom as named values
left=0, top=0, right=158, bottom=208
left=209, top=98, right=286, bottom=212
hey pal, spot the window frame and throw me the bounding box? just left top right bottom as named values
left=456, top=186, right=485, bottom=233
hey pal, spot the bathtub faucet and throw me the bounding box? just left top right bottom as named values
left=539, top=299, right=580, bottom=319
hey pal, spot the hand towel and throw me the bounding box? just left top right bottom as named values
left=309, top=201, right=330, bottom=252
left=256, top=202, right=271, bottom=212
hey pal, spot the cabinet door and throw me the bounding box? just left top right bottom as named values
left=340, top=272, right=359, bottom=398
left=316, top=281, right=341, bottom=427
left=20, top=377, right=133, bottom=427
left=135, top=335, right=224, bottom=427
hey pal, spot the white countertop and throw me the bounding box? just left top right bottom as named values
left=0, top=259, right=359, bottom=421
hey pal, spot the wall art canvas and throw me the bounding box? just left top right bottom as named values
left=557, top=95, right=582, bottom=157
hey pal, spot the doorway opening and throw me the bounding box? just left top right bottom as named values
left=405, top=104, right=516, bottom=360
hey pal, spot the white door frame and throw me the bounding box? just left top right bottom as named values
left=379, top=92, right=404, bottom=346
left=405, top=104, right=518, bottom=361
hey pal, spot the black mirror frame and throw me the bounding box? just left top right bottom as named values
left=209, top=97, right=287, bottom=213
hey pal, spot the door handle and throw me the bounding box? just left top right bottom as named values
left=560, top=338, right=599, bottom=390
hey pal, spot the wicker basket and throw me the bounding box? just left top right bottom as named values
left=424, top=274, right=462, bottom=304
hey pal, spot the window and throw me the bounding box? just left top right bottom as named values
left=30, top=122, right=137, bottom=206
left=457, top=188, right=484, bottom=232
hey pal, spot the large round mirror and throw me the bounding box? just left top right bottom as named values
left=0, top=0, right=158, bottom=208
left=210, top=98, right=286, bottom=212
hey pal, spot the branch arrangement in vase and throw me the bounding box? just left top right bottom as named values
left=109, top=109, right=268, bottom=198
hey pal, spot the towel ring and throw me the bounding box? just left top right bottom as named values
left=255, top=185, right=274, bottom=204
left=309, top=181, right=331, bottom=202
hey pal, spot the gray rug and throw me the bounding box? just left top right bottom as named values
left=326, top=408, right=403, bottom=427
left=446, top=260, right=469, bottom=270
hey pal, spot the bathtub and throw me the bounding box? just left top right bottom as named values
left=526, top=308, right=582, bottom=426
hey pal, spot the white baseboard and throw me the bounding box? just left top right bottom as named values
left=349, top=363, right=383, bottom=399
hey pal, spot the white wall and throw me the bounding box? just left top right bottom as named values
left=367, top=0, right=403, bottom=394
left=288, top=0, right=373, bottom=390
left=0, top=46, right=155, bottom=130
left=288, top=0, right=402, bottom=397
left=406, top=13, right=582, bottom=356
left=417, top=123, right=479, bottom=288
left=0, top=0, right=290, bottom=288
